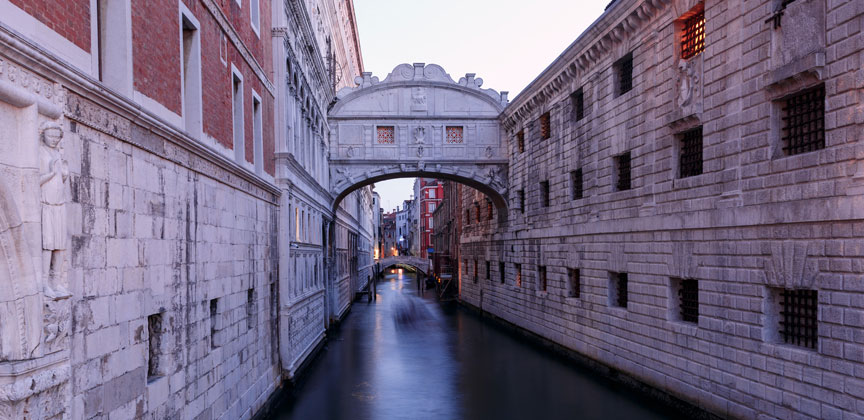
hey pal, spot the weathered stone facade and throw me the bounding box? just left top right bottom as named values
left=0, top=0, right=371, bottom=419
left=460, top=0, right=864, bottom=418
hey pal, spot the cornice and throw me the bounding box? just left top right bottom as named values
left=201, top=0, right=275, bottom=95
left=502, top=0, right=672, bottom=131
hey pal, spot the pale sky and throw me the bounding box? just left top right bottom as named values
left=354, top=0, right=609, bottom=212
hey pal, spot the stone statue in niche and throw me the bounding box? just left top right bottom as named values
left=411, top=87, right=427, bottom=111
left=38, top=122, right=71, bottom=300
left=346, top=146, right=355, bottom=158
left=485, top=146, right=493, bottom=158
left=417, top=146, right=425, bottom=157
left=677, top=59, right=699, bottom=108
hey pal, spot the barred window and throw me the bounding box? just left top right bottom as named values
left=679, top=127, right=703, bottom=178
left=499, top=262, right=505, bottom=284
left=376, top=126, right=395, bottom=144
left=538, top=266, right=547, bottom=292
left=446, top=126, right=464, bottom=144
left=571, top=88, right=585, bottom=122
left=782, top=85, right=825, bottom=156
left=540, top=180, right=550, bottom=207
left=778, top=289, right=818, bottom=349
left=610, top=272, right=628, bottom=308
left=680, top=10, right=705, bottom=60
left=616, top=152, right=632, bottom=191
left=568, top=268, right=580, bottom=298
left=571, top=169, right=583, bottom=199
left=517, top=130, right=525, bottom=153
left=540, top=112, right=551, bottom=139
left=677, top=279, right=699, bottom=323
left=518, top=189, right=525, bottom=214
left=615, top=53, right=633, bottom=95
left=516, top=264, right=522, bottom=287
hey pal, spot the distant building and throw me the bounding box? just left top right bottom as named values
left=417, top=179, right=444, bottom=258
left=431, top=181, right=462, bottom=283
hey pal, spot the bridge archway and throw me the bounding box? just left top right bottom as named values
left=377, top=256, right=431, bottom=276
left=328, top=63, right=510, bottom=222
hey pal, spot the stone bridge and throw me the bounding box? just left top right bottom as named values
left=377, top=256, right=431, bottom=275
left=328, top=63, right=510, bottom=221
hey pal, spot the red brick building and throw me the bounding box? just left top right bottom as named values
left=417, top=179, right=443, bottom=258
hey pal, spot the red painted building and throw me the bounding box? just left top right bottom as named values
left=418, top=179, right=443, bottom=258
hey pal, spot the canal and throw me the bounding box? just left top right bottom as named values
left=266, top=270, right=683, bottom=420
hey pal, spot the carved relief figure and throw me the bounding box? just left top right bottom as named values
left=413, top=126, right=426, bottom=144
left=38, top=122, right=70, bottom=299
left=677, top=60, right=698, bottom=107
left=411, top=87, right=427, bottom=111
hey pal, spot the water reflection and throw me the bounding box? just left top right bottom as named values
left=268, top=272, right=676, bottom=420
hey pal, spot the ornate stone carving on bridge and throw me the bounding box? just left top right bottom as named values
left=329, top=63, right=510, bottom=218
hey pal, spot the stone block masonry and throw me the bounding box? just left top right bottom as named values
left=461, top=0, right=864, bottom=418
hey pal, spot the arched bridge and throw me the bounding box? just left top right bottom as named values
left=377, top=256, right=431, bottom=276
left=328, top=63, right=510, bottom=221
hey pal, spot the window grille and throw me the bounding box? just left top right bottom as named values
left=517, top=130, right=525, bottom=153
left=616, top=53, right=633, bottom=95
left=538, top=266, right=547, bottom=291
left=571, top=89, right=585, bottom=122
left=680, top=10, right=705, bottom=60
left=568, top=269, right=580, bottom=298
left=679, top=127, right=703, bottom=178
left=518, top=190, right=525, bottom=214
left=614, top=273, right=628, bottom=308
left=376, top=126, right=395, bottom=144
left=678, top=279, right=698, bottom=323
left=540, top=112, right=551, bottom=139
left=616, top=152, right=632, bottom=191
left=571, top=169, right=583, bottom=199
left=446, top=126, right=464, bottom=144
left=499, top=262, right=505, bottom=284
left=541, top=181, right=550, bottom=207
left=779, top=289, right=818, bottom=349
left=782, top=85, right=825, bottom=156
left=516, top=264, right=522, bottom=287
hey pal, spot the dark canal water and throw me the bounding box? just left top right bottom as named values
left=267, top=271, right=680, bottom=420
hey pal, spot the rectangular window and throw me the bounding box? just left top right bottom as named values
left=781, top=85, right=825, bottom=156
left=672, top=278, right=699, bottom=323
left=487, top=200, right=493, bottom=221
left=571, top=88, right=585, bottom=122
left=679, top=127, right=703, bottom=178
left=97, top=0, right=132, bottom=94
left=680, top=9, right=705, bottom=60
left=499, top=262, right=505, bottom=284
left=252, top=94, right=263, bottom=174
left=777, top=288, right=818, bottom=349
left=231, top=70, right=244, bottom=163
left=147, top=313, right=163, bottom=381
left=473, top=260, right=478, bottom=283
left=616, top=152, right=632, bottom=191
left=515, top=264, right=522, bottom=287
left=540, top=181, right=550, bottom=207
left=517, top=130, right=525, bottom=153
left=609, top=272, right=628, bottom=308
left=247, top=288, right=256, bottom=330
left=475, top=202, right=481, bottom=222
left=181, top=12, right=202, bottom=139
left=429, top=202, right=436, bottom=212
left=518, top=190, right=525, bottom=214
left=428, top=218, right=433, bottom=229
left=540, top=112, right=551, bottom=139
left=571, top=169, right=583, bottom=199
left=429, top=190, right=436, bottom=199
left=210, top=298, right=219, bottom=348
left=446, top=126, right=464, bottom=144
left=485, top=261, right=490, bottom=280
left=465, top=209, right=471, bottom=224
left=568, top=269, right=580, bottom=298
left=250, top=0, right=260, bottom=35
left=615, top=53, right=634, bottom=95
left=538, top=266, right=547, bottom=292
left=377, top=126, right=395, bottom=144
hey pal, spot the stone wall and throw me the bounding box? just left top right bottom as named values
left=461, top=0, right=864, bottom=418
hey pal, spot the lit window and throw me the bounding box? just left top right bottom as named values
left=540, top=112, right=551, bottom=139
left=377, top=126, right=395, bottom=144
left=516, top=130, right=525, bottom=153
left=446, top=126, right=464, bottom=144
left=680, top=10, right=705, bottom=60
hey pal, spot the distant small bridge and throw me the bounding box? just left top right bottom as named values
left=377, top=256, right=431, bottom=276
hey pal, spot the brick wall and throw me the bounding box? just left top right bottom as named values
left=132, top=0, right=182, bottom=114
left=10, top=0, right=90, bottom=51
left=462, top=0, right=864, bottom=418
